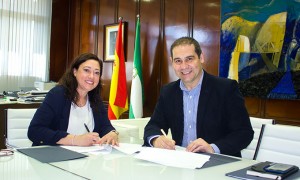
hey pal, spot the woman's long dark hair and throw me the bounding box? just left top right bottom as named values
left=59, top=53, right=103, bottom=111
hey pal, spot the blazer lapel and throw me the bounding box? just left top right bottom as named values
left=61, top=99, right=71, bottom=130
left=197, top=71, right=212, bottom=136
left=172, top=80, right=184, bottom=143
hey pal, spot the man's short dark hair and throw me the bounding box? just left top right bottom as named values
left=170, top=37, right=202, bottom=59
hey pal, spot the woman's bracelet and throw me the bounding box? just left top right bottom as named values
left=72, top=135, right=76, bottom=146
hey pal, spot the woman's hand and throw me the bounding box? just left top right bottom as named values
left=72, top=133, right=100, bottom=146
left=97, top=130, right=119, bottom=146
left=57, top=132, right=100, bottom=146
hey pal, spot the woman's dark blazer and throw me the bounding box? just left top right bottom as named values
left=28, top=85, right=115, bottom=146
left=143, top=71, right=254, bottom=157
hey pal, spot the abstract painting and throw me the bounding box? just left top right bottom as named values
left=220, top=0, right=300, bottom=99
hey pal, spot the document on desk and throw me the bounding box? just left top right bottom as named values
left=113, top=143, right=143, bottom=154
left=61, top=144, right=112, bottom=154
left=134, top=147, right=210, bottom=169
left=62, top=143, right=142, bottom=155
left=113, top=144, right=185, bottom=155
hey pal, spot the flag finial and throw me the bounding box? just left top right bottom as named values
left=137, top=14, right=140, bottom=18
left=118, top=17, right=123, bottom=21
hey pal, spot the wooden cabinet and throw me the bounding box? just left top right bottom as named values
left=245, top=97, right=300, bottom=126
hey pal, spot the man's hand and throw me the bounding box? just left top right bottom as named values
left=152, top=136, right=176, bottom=150
left=186, top=138, right=214, bottom=153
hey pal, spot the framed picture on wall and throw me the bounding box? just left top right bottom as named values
left=103, top=22, right=127, bottom=62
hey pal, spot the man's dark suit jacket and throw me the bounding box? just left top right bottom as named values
left=28, top=85, right=115, bottom=146
left=143, top=71, right=254, bottom=157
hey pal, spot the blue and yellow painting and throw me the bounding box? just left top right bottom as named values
left=220, top=0, right=300, bottom=99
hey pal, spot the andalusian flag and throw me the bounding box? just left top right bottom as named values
left=129, top=17, right=144, bottom=119
left=108, top=19, right=128, bottom=120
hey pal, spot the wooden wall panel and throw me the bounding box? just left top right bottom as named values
left=264, top=99, right=300, bottom=126
left=244, top=97, right=263, bottom=117
left=68, top=0, right=82, bottom=66
left=49, top=0, right=300, bottom=125
left=139, top=0, right=162, bottom=116
left=244, top=97, right=300, bottom=126
left=194, top=0, right=220, bottom=76
left=98, top=0, right=117, bottom=101
left=50, top=0, right=71, bottom=82
left=80, top=0, right=98, bottom=53
left=163, top=0, right=190, bottom=85
left=50, top=0, right=99, bottom=82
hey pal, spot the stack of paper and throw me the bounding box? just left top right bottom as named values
left=61, top=144, right=112, bottom=155
left=17, top=90, right=48, bottom=103
left=134, top=147, right=210, bottom=169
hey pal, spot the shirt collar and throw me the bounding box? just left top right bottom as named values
left=179, top=69, right=204, bottom=92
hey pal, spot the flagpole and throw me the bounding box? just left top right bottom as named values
left=129, top=14, right=144, bottom=119
left=108, top=16, right=128, bottom=120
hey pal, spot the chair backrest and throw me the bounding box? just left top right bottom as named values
left=111, top=122, right=140, bottom=143
left=254, top=124, right=300, bottom=167
left=111, top=117, right=150, bottom=141
left=241, top=117, right=274, bottom=159
left=5, top=108, right=37, bottom=148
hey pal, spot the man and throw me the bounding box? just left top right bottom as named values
left=143, top=37, right=253, bottom=157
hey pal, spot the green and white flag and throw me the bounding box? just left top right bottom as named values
left=129, top=17, right=144, bottom=119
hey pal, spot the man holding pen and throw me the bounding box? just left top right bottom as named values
left=143, top=37, right=253, bottom=157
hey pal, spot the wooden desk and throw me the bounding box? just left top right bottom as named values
left=0, top=102, right=41, bottom=149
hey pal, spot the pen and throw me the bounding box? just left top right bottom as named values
left=160, top=129, right=167, bottom=137
left=161, top=129, right=175, bottom=150
left=84, top=123, right=90, bottom=132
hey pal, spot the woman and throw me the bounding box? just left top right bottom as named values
left=28, top=53, right=119, bottom=146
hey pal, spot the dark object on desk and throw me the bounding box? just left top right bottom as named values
left=263, top=163, right=297, bottom=174
left=9, top=97, right=17, bottom=101
left=200, top=152, right=240, bottom=168
left=3, top=91, right=19, bottom=98
left=226, top=161, right=300, bottom=180
left=19, top=87, right=38, bottom=92
left=248, top=161, right=299, bottom=179
left=17, top=146, right=87, bottom=163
